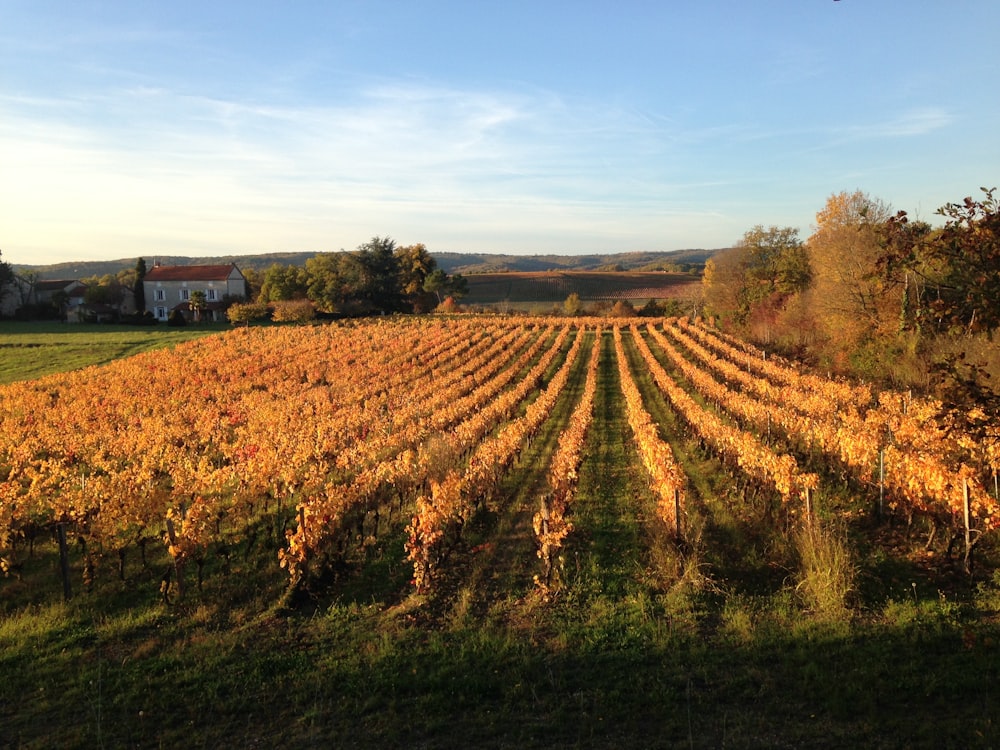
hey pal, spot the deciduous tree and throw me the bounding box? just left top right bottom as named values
left=702, top=226, right=810, bottom=327
left=928, top=188, right=1000, bottom=336
left=356, top=236, right=402, bottom=312
left=259, top=263, right=309, bottom=303
left=306, top=252, right=365, bottom=313
left=807, top=191, right=895, bottom=344
left=0, top=250, right=15, bottom=311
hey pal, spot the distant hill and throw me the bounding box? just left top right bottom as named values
left=16, top=249, right=720, bottom=280
left=431, top=249, right=715, bottom=274
left=13, top=253, right=315, bottom=280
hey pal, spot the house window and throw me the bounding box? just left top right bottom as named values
left=155, top=306, right=167, bottom=320
left=180, top=289, right=190, bottom=301
left=206, top=289, right=217, bottom=301
left=154, top=289, right=165, bottom=302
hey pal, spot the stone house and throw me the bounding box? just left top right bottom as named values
left=143, top=263, right=248, bottom=322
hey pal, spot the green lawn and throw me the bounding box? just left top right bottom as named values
left=0, top=321, right=227, bottom=384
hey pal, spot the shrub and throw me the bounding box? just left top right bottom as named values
left=226, top=301, right=270, bottom=327
left=271, top=299, right=316, bottom=325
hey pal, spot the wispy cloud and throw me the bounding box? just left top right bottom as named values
left=1, top=81, right=720, bottom=260
left=848, top=108, right=954, bottom=138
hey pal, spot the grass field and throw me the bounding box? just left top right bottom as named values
left=1, top=320, right=998, bottom=748
left=0, top=321, right=226, bottom=384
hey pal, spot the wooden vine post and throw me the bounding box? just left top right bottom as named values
left=673, top=488, right=682, bottom=540
left=963, top=478, right=973, bottom=574
left=878, top=449, right=885, bottom=519
left=804, top=487, right=815, bottom=526
left=57, top=522, right=72, bottom=601
left=164, top=517, right=185, bottom=601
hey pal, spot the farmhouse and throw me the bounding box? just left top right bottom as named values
left=144, top=263, right=248, bottom=322
left=0, top=277, right=89, bottom=320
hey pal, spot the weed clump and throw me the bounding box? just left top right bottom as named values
left=794, top=520, right=857, bottom=620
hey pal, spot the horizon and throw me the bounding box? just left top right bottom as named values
left=2, top=1, right=998, bottom=267
left=11, top=247, right=717, bottom=275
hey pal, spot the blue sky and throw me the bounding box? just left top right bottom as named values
left=2, top=1, right=998, bottom=266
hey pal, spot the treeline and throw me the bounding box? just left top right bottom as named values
left=231, top=237, right=467, bottom=321
left=701, top=187, right=1000, bottom=415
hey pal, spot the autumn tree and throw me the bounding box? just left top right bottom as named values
left=563, top=292, right=581, bottom=316
left=876, top=188, right=1000, bottom=424
left=702, top=226, right=810, bottom=329
left=806, top=191, right=896, bottom=346
left=927, top=188, right=1000, bottom=336
left=395, top=243, right=437, bottom=311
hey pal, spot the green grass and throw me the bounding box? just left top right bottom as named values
left=2, top=326, right=1000, bottom=747
left=0, top=321, right=228, bottom=384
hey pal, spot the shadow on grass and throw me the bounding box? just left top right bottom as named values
left=2, top=592, right=998, bottom=749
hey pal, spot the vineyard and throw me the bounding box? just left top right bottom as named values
left=2, top=316, right=999, bottom=747
left=460, top=271, right=700, bottom=308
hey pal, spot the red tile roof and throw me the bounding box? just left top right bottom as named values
left=144, top=264, right=242, bottom=282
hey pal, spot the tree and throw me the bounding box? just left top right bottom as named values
left=306, top=252, right=366, bottom=313
left=806, top=191, right=895, bottom=344
left=702, top=226, right=810, bottom=326
left=356, top=236, right=402, bottom=312
left=423, top=269, right=468, bottom=307
left=13, top=268, right=37, bottom=311
left=188, top=290, right=207, bottom=323
left=83, top=274, right=126, bottom=310
left=448, top=273, right=468, bottom=301
left=610, top=300, right=636, bottom=317
left=133, top=258, right=147, bottom=314
left=701, top=248, right=744, bottom=322
left=241, top=266, right=264, bottom=301
left=563, top=292, right=581, bottom=316
left=927, top=188, right=1000, bottom=336
left=0, top=250, right=15, bottom=311
left=396, top=243, right=435, bottom=294
left=259, top=263, right=309, bottom=303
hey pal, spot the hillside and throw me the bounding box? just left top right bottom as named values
left=461, top=270, right=701, bottom=309
left=16, top=248, right=718, bottom=280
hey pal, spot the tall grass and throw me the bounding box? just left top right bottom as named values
left=794, top=520, right=857, bottom=620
